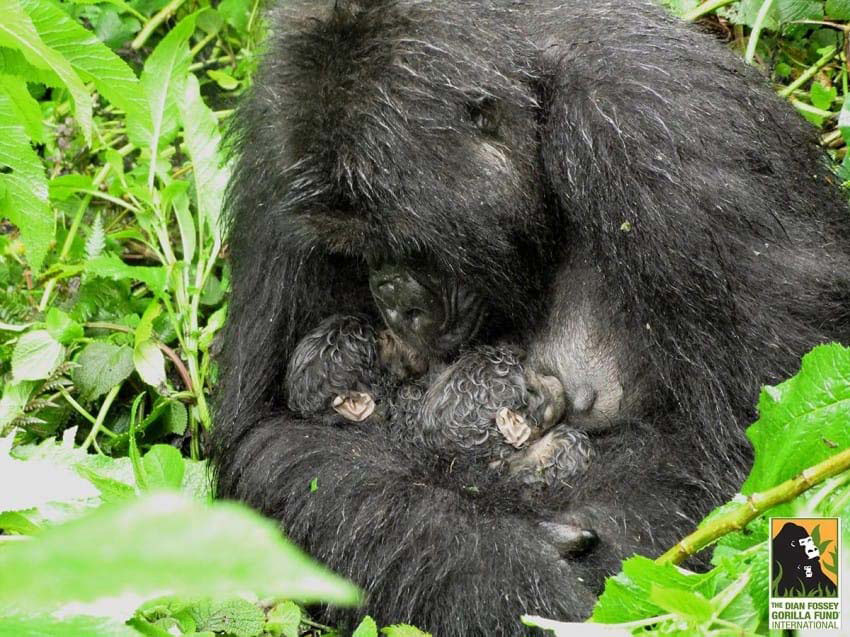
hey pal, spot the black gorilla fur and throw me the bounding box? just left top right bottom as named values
left=212, top=1, right=850, bottom=634
left=772, top=523, right=838, bottom=597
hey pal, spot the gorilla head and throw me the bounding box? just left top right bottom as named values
left=213, top=1, right=850, bottom=634
left=772, top=523, right=838, bottom=597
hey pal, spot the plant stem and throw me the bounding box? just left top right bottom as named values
left=683, top=0, right=736, bottom=22
left=657, top=447, right=850, bottom=565
left=81, top=383, right=122, bottom=452
left=778, top=46, right=837, bottom=98
left=131, top=0, right=188, bottom=50
left=745, top=0, right=776, bottom=65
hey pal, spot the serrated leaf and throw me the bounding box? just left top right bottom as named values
left=0, top=493, right=360, bottom=611
left=45, top=308, right=84, bottom=345
left=12, top=330, right=64, bottom=381
left=810, top=82, right=836, bottom=111
left=132, top=13, right=196, bottom=182
left=72, top=342, right=134, bottom=401
left=178, top=72, right=228, bottom=248
left=142, top=445, right=184, bottom=490
left=267, top=601, right=301, bottom=637
left=777, top=0, right=824, bottom=21
left=0, top=380, right=36, bottom=431
left=352, top=616, right=378, bottom=637
left=189, top=598, right=265, bottom=637
left=17, top=0, right=147, bottom=131
left=0, top=73, right=43, bottom=143
left=649, top=585, right=714, bottom=624
left=164, top=401, right=187, bottom=435
left=0, top=89, right=52, bottom=272
left=85, top=213, right=106, bottom=260
left=743, top=344, right=850, bottom=493
left=591, top=556, right=715, bottom=623
left=86, top=253, right=167, bottom=297
left=0, top=0, right=91, bottom=142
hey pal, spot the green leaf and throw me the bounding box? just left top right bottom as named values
left=134, top=339, right=166, bottom=389
left=171, top=187, right=195, bottom=264
left=777, top=0, right=824, bottom=21
left=85, top=213, right=106, bottom=260
left=218, top=0, right=250, bottom=33
left=0, top=380, right=36, bottom=431
left=810, top=81, right=837, bottom=111
left=72, top=342, right=134, bottom=401
left=178, top=72, right=228, bottom=248
left=522, top=616, right=628, bottom=637
left=591, top=556, right=715, bottom=623
left=352, top=616, right=378, bottom=637
left=0, top=0, right=92, bottom=142
left=188, top=598, right=265, bottom=637
left=0, top=614, right=142, bottom=637
left=267, top=601, right=301, bottom=637
left=381, top=625, right=432, bottom=637
left=207, top=69, right=238, bottom=90
left=0, top=88, right=52, bottom=272
left=0, top=73, right=43, bottom=143
left=648, top=585, right=714, bottom=624
left=17, top=0, right=147, bottom=130
left=86, top=254, right=167, bottom=297
left=743, top=344, right=850, bottom=493
left=131, top=13, right=196, bottom=175
left=49, top=174, right=94, bottom=201
left=45, top=308, right=84, bottom=345
left=826, top=0, right=850, bottom=19
left=0, top=493, right=360, bottom=611
left=141, top=445, right=185, bottom=490
left=76, top=464, right=136, bottom=503
left=0, top=510, right=41, bottom=534
left=164, top=401, right=187, bottom=435
left=12, top=330, right=64, bottom=381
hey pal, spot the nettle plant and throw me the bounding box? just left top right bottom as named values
left=0, top=0, right=254, bottom=459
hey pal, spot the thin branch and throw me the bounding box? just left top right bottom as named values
left=657, top=447, right=850, bottom=565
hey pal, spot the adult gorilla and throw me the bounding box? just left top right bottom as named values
left=212, top=0, right=850, bottom=634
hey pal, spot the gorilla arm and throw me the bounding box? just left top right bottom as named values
left=216, top=412, right=598, bottom=634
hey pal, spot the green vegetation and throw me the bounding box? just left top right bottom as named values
left=0, top=1, right=849, bottom=635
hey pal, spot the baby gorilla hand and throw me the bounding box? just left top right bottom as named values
left=420, top=345, right=594, bottom=488
left=285, top=315, right=387, bottom=424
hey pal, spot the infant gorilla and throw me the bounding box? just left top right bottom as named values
left=285, top=315, right=594, bottom=488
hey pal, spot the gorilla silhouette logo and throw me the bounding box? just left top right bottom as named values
left=772, top=522, right=838, bottom=598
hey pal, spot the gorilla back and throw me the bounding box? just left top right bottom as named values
left=213, top=1, right=850, bottom=634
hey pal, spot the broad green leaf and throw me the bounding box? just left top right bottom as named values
left=45, top=308, right=84, bottom=345
left=72, top=342, right=134, bottom=401
left=18, top=0, right=147, bottom=130
left=267, top=601, right=301, bottom=637
left=0, top=380, right=36, bottom=431
left=0, top=90, right=52, bottom=272
left=0, top=46, right=59, bottom=85
left=132, top=13, right=196, bottom=179
left=0, top=511, right=41, bottom=534
left=352, top=616, right=378, bottom=637
left=591, top=556, right=715, bottom=624
left=0, top=433, right=98, bottom=513
left=187, top=598, right=265, bottom=637
left=141, top=445, right=185, bottom=490
left=218, top=0, right=251, bottom=32
left=0, top=73, right=43, bottom=142
left=810, top=82, right=837, bottom=111
left=0, top=0, right=91, bottom=142
left=172, top=188, right=195, bottom=264
left=0, top=493, right=360, bottom=611
left=826, top=0, right=850, bottom=19
left=177, top=72, right=228, bottom=247
left=76, top=465, right=136, bottom=503
left=207, top=69, right=238, bottom=90
left=12, top=330, right=64, bottom=381
left=777, top=0, right=824, bottom=21
left=0, top=615, right=141, bottom=637
left=49, top=174, right=94, bottom=201
left=86, top=254, right=167, bottom=297
left=134, top=335, right=166, bottom=389
left=743, top=344, right=850, bottom=493
left=648, top=585, right=714, bottom=624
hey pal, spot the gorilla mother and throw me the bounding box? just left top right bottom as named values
left=212, top=1, right=850, bottom=634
